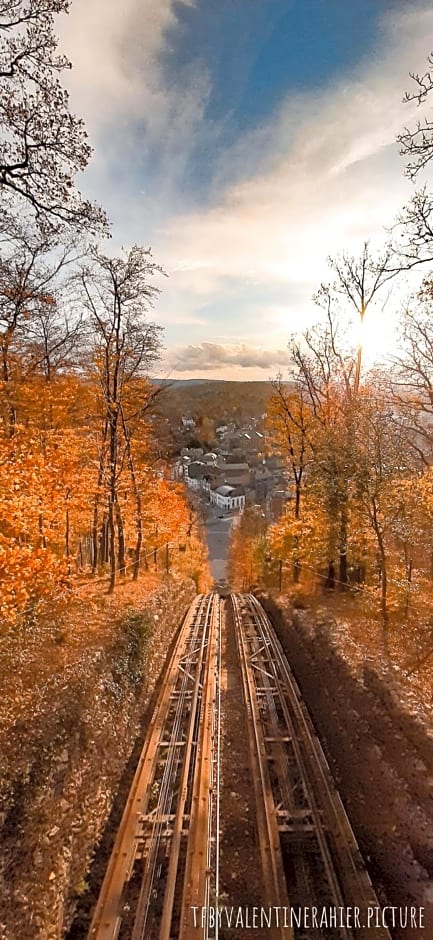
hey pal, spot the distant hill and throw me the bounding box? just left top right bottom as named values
left=155, top=379, right=273, bottom=423
left=151, top=377, right=221, bottom=387
left=150, top=379, right=280, bottom=459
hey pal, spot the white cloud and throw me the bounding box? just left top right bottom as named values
left=171, top=342, right=291, bottom=371
left=58, top=0, right=210, bottom=219
left=58, top=1, right=433, bottom=375
left=153, top=2, right=433, bottom=348
left=58, top=0, right=194, bottom=124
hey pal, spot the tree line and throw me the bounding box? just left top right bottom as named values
left=0, top=1, right=207, bottom=624
left=231, top=54, right=433, bottom=631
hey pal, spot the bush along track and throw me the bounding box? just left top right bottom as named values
left=0, top=581, right=195, bottom=940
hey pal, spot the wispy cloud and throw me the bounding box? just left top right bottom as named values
left=159, top=4, right=433, bottom=292
left=59, top=0, right=195, bottom=125
left=58, top=2, right=433, bottom=377
left=58, top=0, right=210, bottom=219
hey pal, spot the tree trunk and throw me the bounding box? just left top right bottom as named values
left=92, top=419, right=108, bottom=574
left=115, top=498, right=126, bottom=577
left=325, top=561, right=335, bottom=590
left=134, top=522, right=143, bottom=580
left=120, top=407, right=142, bottom=581
left=1, top=335, right=17, bottom=438
left=107, top=501, right=116, bottom=593
left=371, top=501, right=388, bottom=627
left=38, top=507, right=47, bottom=549
left=354, top=304, right=365, bottom=396
left=338, top=505, right=349, bottom=588
left=293, top=480, right=301, bottom=583
left=107, top=406, right=119, bottom=593
left=404, top=558, right=413, bottom=618
left=380, top=560, right=388, bottom=625
left=65, top=503, right=71, bottom=575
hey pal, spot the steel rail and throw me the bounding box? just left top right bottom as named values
left=87, top=594, right=211, bottom=940
left=179, top=593, right=221, bottom=939
left=132, top=593, right=215, bottom=940
left=242, top=593, right=391, bottom=940
left=241, top=595, right=347, bottom=926
left=232, top=595, right=293, bottom=940
left=213, top=592, right=222, bottom=940
left=247, top=597, right=379, bottom=909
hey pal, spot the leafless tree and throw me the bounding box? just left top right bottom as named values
left=0, top=0, right=106, bottom=232
left=268, top=376, right=312, bottom=581
left=322, top=242, right=397, bottom=394
left=398, top=52, right=433, bottom=180
left=79, top=246, right=163, bottom=590
left=391, top=284, right=433, bottom=467
left=391, top=55, right=433, bottom=269
left=289, top=303, right=357, bottom=586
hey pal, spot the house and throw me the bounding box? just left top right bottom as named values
left=220, top=463, right=251, bottom=487
left=181, top=415, right=196, bottom=429
left=184, top=461, right=208, bottom=489
left=252, top=465, right=274, bottom=499
left=174, top=455, right=191, bottom=480
left=210, top=485, right=245, bottom=513
left=268, top=488, right=294, bottom=521
left=181, top=446, right=203, bottom=460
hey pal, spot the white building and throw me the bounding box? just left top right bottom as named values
left=209, top=484, right=245, bottom=513
left=181, top=415, right=196, bottom=429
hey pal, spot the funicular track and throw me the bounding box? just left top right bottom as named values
left=88, top=592, right=392, bottom=940
left=230, top=593, right=391, bottom=940
left=88, top=593, right=221, bottom=940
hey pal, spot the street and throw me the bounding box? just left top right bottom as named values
left=204, top=509, right=234, bottom=582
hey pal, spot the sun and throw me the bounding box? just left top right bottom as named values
left=353, top=309, right=400, bottom=367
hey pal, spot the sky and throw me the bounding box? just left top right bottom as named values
left=58, top=0, right=433, bottom=380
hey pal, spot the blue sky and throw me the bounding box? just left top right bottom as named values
left=158, top=0, right=388, bottom=202
left=170, top=0, right=383, bottom=126
left=59, top=0, right=433, bottom=378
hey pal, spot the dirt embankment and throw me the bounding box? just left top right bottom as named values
left=260, top=595, right=433, bottom=940
left=0, top=580, right=195, bottom=940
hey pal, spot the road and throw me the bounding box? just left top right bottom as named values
left=203, top=510, right=234, bottom=581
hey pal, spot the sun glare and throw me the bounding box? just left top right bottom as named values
left=354, top=310, right=399, bottom=366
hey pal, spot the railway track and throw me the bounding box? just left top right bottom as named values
left=88, top=593, right=221, bottom=940
left=230, top=593, right=391, bottom=940
left=88, top=592, right=391, bottom=939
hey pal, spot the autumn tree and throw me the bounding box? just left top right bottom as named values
left=353, top=391, right=414, bottom=627
left=0, top=219, right=81, bottom=435
left=0, top=0, right=106, bottom=232
left=389, top=280, right=433, bottom=588
left=267, top=496, right=331, bottom=590
left=229, top=506, right=267, bottom=591
left=391, top=281, right=433, bottom=466
left=267, top=378, right=312, bottom=581
left=79, top=246, right=163, bottom=591
left=289, top=300, right=361, bottom=586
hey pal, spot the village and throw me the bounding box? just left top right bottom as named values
left=173, top=411, right=294, bottom=520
